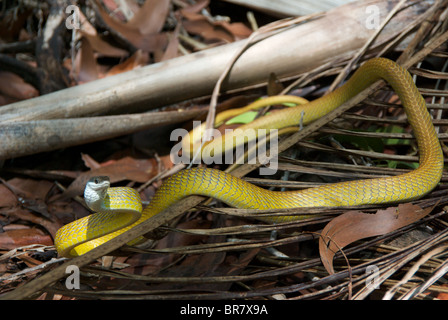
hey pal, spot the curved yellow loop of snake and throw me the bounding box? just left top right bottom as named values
left=181, top=95, right=309, bottom=157
left=54, top=58, right=444, bottom=258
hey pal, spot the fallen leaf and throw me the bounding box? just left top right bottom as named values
left=4, top=178, right=53, bottom=203
left=437, top=286, right=448, bottom=300
left=180, top=0, right=209, bottom=14
left=267, top=72, right=285, bottom=96
left=0, top=71, right=39, bottom=100
left=77, top=37, right=99, bottom=83
left=319, top=203, right=434, bottom=274
left=16, top=252, right=45, bottom=268
left=94, top=0, right=168, bottom=52
left=0, top=8, right=31, bottom=41
left=81, top=153, right=101, bottom=169
left=76, top=8, right=128, bottom=58
left=0, top=228, right=53, bottom=250
left=218, top=21, right=253, bottom=40
left=126, top=0, right=170, bottom=34
left=159, top=24, right=181, bottom=62
left=63, top=156, right=157, bottom=197
left=105, top=50, right=149, bottom=76
left=81, top=32, right=129, bottom=57
left=0, top=94, right=11, bottom=106
left=0, top=184, right=18, bottom=208
left=182, top=13, right=234, bottom=43
left=8, top=208, right=62, bottom=238
left=1, top=178, right=54, bottom=219
left=181, top=10, right=252, bottom=43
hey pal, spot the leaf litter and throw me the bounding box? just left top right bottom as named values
left=0, top=0, right=448, bottom=300
left=319, top=203, right=437, bottom=275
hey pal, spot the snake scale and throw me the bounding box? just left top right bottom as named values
left=55, top=58, right=444, bottom=258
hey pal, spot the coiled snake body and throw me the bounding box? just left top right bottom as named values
left=55, top=58, right=444, bottom=258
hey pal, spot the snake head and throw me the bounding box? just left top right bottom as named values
left=87, top=176, right=110, bottom=189
left=84, top=176, right=111, bottom=212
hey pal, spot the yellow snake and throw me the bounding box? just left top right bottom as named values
left=54, top=58, right=444, bottom=258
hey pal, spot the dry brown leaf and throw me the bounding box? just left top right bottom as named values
left=7, top=208, right=62, bottom=238
left=179, top=0, right=210, bottom=14
left=106, top=50, right=149, bottom=76
left=4, top=178, right=53, bottom=202
left=182, top=12, right=234, bottom=43
left=126, top=0, right=170, bottom=34
left=81, top=153, right=102, bottom=169
left=77, top=37, right=99, bottom=83
left=182, top=11, right=252, bottom=43
left=94, top=0, right=168, bottom=52
left=16, top=252, right=45, bottom=268
left=77, top=8, right=128, bottom=58
left=159, top=24, right=181, bottom=62
left=0, top=228, right=53, bottom=250
left=86, top=156, right=156, bottom=182
left=267, top=72, right=285, bottom=96
left=319, top=203, right=434, bottom=274
left=437, top=288, right=448, bottom=300
left=219, top=21, right=253, bottom=40
left=0, top=71, right=39, bottom=100
left=0, top=94, right=10, bottom=106
left=0, top=7, right=31, bottom=41
left=0, top=178, right=53, bottom=218
left=63, top=156, right=157, bottom=197
left=2, top=178, right=54, bottom=220
left=81, top=32, right=129, bottom=57
left=0, top=184, right=18, bottom=208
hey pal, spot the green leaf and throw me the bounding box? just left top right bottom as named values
left=225, top=102, right=298, bottom=125
left=331, top=132, right=384, bottom=153
left=376, top=160, right=418, bottom=170
left=376, top=125, right=411, bottom=146
left=225, top=111, right=258, bottom=125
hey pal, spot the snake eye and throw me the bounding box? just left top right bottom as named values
left=88, top=176, right=110, bottom=186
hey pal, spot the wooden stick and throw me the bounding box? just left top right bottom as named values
left=0, top=109, right=205, bottom=160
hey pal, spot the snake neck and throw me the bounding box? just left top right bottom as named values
left=84, top=183, right=109, bottom=213
left=55, top=186, right=143, bottom=257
